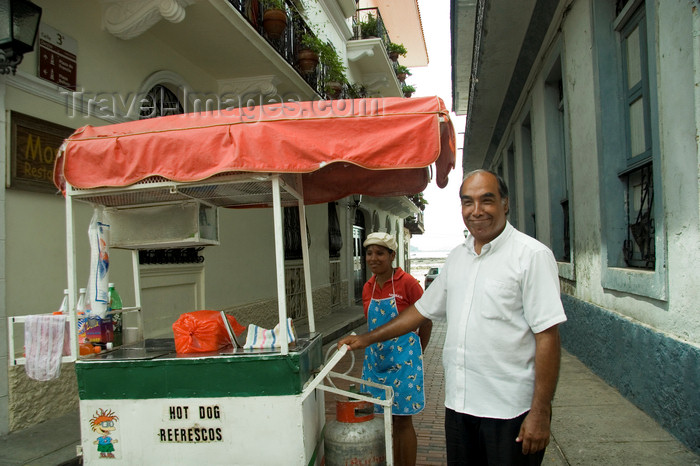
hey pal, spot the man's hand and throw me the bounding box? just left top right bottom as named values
left=336, top=305, right=428, bottom=352
left=337, top=333, right=370, bottom=351
left=515, top=408, right=551, bottom=454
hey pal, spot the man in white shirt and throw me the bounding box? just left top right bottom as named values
left=339, top=169, right=567, bottom=465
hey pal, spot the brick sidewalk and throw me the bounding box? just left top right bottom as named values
left=324, top=320, right=448, bottom=465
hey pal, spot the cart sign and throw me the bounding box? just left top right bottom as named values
left=10, top=112, right=74, bottom=193
left=38, top=24, right=77, bottom=91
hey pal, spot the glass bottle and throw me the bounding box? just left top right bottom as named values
left=108, top=283, right=123, bottom=346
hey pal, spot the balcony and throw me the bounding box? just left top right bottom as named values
left=404, top=212, right=425, bottom=235
left=102, top=0, right=351, bottom=100
left=346, top=7, right=403, bottom=97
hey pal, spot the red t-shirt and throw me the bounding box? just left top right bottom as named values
left=362, top=267, right=423, bottom=318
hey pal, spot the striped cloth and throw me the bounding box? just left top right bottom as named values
left=25, top=314, right=66, bottom=381
left=243, top=318, right=296, bottom=350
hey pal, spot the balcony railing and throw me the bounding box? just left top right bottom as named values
left=352, top=7, right=391, bottom=45
left=227, top=0, right=332, bottom=97
left=405, top=212, right=425, bottom=235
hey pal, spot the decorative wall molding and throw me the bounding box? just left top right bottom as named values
left=217, top=75, right=279, bottom=98
left=6, top=71, right=128, bottom=124
left=101, top=0, right=195, bottom=40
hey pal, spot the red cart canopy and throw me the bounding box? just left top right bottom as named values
left=54, top=96, right=456, bottom=205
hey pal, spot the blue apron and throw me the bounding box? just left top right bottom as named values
left=361, top=281, right=425, bottom=415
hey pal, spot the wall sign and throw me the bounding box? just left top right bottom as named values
left=38, top=23, right=78, bottom=91
left=10, top=112, right=74, bottom=193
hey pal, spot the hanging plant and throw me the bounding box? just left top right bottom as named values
left=395, top=64, right=412, bottom=83
left=410, top=192, right=428, bottom=211
left=297, top=32, right=324, bottom=74
left=402, top=84, right=416, bottom=98
left=386, top=42, right=407, bottom=62
left=263, top=0, right=288, bottom=40
left=320, top=42, right=348, bottom=98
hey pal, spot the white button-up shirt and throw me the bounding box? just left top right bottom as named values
left=415, top=222, right=567, bottom=419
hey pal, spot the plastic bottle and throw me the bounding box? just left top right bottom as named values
left=76, top=288, right=95, bottom=354
left=57, top=289, right=68, bottom=314
left=108, top=283, right=123, bottom=346
left=76, top=288, right=88, bottom=343
left=56, top=289, right=71, bottom=356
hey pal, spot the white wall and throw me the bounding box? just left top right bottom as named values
left=488, top=0, right=700, bottom=344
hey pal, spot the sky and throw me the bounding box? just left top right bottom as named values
left=408, top=0, right=467, bottom=255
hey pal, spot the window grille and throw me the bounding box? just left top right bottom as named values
left=622, top=163, right=654, bottom=268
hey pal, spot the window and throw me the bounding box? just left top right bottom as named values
left=328, top=202, right=342, bottom=258
left=138, top=84, right=201, bottom=265
left=617, top=3, right=654, bottom=269
left=544, top=54, right=572, bottom=264
left=505, top=143, right=518, bottom=228
left=283, top=206, right=309, bottom=260
left=594, top=0, right=665, bottom=299
left=140, top=84, right=183, bottom=119
left=520, top=113, right=536, bottom=238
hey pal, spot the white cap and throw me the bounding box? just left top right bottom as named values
left=363, top=232, right=398, bottom=252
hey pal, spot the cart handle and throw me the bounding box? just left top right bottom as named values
left=300, top=343, right=349, bottom=402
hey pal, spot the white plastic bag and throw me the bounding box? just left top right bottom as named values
left=87, top=208, right=110, bottom=318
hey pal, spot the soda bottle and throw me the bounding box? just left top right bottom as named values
left=108, top=283, right=123, bottom=346
left=76, top=288, right=88, bottom=344
left=76, top=288, right=95, bottom=355
left=56, top=289, right=71, bottom=356
left=57, top=289, right=68, bottom=313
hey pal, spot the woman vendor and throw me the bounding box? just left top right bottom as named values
left=360, top=232, right=432, bottom=466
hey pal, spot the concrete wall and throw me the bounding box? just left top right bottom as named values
left=483, top=0, right=700, bottom=453
left=560, top=295, right=700, bottom=453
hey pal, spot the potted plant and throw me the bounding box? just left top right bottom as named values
left=347, top=82, right=369, bottom=98
left=320, top=43, right=347, bottom=98
left=297, top=32, right=323, bottom=74
left=386, top=42, right=407, bottom=62
left=395, top=64, right=411, bottom=83
left=263, top=0, right=287, bottom=40
left=410, top=192, right=428, bottom=211
left=402, top=84, right=416, bottom=98
left=359, top=13, right=378, bottom=38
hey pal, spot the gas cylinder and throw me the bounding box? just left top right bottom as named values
left=324, top=399, right=386, bottom=466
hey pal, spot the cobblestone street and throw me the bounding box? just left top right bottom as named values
left=324, top=319, right=448, bottom=465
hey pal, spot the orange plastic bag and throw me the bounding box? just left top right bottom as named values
left=172, top=310, right=246, bottom=354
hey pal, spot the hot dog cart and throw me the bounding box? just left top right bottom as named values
left=52, top=96, right=455, bottom=465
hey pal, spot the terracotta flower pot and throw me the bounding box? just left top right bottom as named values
left=326, top=81, right=343, bottom=99
left=297, top=48, right=319, bottom=74
left=263, top=8, right=287, bottom=40
left=397, top=73, right=407, bottom=83
left=388, top=51, right=399, bottom=62
left=403, top=90, right=414, bottom=98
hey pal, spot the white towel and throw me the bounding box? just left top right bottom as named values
left=24, top=315, right=66, bottom=381
left=244, top=318, right=296, bottom=350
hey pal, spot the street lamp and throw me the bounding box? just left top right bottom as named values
left=0, top=0, right=42, bottom=75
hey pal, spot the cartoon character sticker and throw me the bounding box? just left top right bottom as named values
left=90, top=408, right=119, bottom=459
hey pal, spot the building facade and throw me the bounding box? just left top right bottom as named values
left=451, top=0, right=700, bottom=453
left=0, top=0, right=428, bottom=434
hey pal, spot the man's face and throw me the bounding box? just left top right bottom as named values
left=460, top=172, right=509, bottom=248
